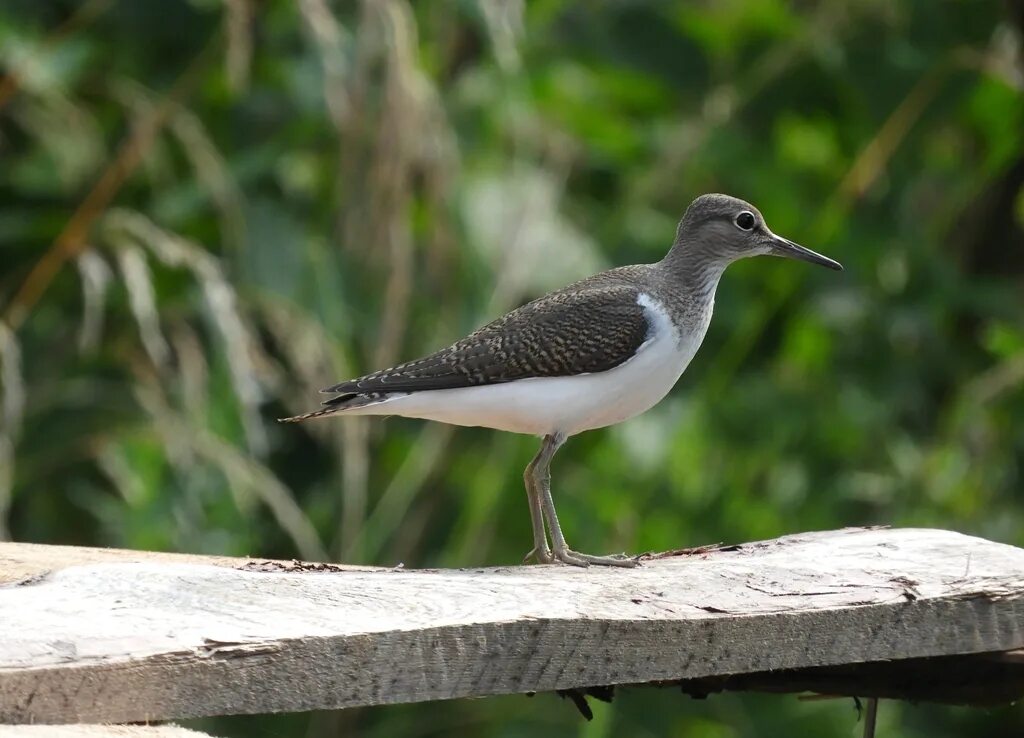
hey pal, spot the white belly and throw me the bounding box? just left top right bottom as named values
left=345, top=294, right=712, bottom=437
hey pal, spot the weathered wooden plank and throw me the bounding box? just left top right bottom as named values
left=0, top=726, right=213, bottom=737
left=0, top=541, right=372, bottom=586
left=1, top=527, right=1022, bottom=725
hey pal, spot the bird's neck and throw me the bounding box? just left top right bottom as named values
left=658, top=241, right=728, bottom=304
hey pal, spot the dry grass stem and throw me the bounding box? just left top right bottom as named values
left=223, top=0, right=253, bottom=93
left=106, top=209, right=268, bottom=456
left=75, top=250, right=114, bottom=353
left=2, top=31, right=219, bottom=331
left=0, top=323, right=24, bottom=540
left=0, top=0, right=114, bottom=111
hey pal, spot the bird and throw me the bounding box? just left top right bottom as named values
left=280, top=194, right=843, bottom=567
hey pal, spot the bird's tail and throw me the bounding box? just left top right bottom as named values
left=277, top=406, right=343, bottom=423
left=278, top=391, right=398, bottom=423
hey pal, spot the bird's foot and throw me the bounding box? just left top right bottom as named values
left=552, top=547, right=639, bottom=568
left=523, top=546, right=555, bottom=565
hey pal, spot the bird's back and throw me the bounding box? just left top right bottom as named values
left=321, top=263, right=657, bottom=399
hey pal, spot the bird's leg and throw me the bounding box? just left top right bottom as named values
left=523, top=444, right=554, bottom=564
left=532, top=433, right=638, bottom=568
left=530, top=433, right=585, bottom=566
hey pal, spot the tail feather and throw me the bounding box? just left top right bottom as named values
left=277, top=407, right=342, bottom=423
left=278, top=391, right=404, bottom=423
left=322, top=392, right=358, bottom=407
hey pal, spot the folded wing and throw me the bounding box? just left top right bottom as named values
left=321, top=284, right=651, bottom=403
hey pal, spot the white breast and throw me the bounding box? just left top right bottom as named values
left=346, top=293, right=713, bottom=437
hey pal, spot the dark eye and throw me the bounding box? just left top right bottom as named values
left=735, top=211, right=756, bottom=231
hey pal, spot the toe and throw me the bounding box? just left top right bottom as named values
left=574, top=551, right=639, bottom=568
left=553, top=548, right=590, bottom=567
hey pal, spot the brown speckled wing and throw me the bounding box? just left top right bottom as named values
left=321, top=283, right=651, bottom=401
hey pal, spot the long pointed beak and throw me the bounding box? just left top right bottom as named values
left=768, top=233, right=843, bottom=271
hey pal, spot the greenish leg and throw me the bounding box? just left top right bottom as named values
left=531, top=433, right=638, bottom=568
left=523, top=444, right=554, bottom=564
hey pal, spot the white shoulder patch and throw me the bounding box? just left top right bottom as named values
left=636, top=292, right=679, bottom=348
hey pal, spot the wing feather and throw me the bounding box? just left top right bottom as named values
left=321, top=283, right=650, bottom=401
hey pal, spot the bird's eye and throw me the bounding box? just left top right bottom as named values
left=734, top=211, right=756, bottom=231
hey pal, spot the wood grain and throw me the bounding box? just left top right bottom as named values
left=0, top=726, right=212, bottom=737
left=0, top=542, right=251, bottom=586
left=1, top=527, right=1022, bottom=725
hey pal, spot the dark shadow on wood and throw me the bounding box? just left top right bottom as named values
left=560, top=649, right=1024, bottom=719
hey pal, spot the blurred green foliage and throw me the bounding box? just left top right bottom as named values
left=1, top=0, right=1023, bottom=736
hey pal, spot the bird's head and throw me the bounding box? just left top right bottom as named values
left=673, top=193, right=843, bottom=272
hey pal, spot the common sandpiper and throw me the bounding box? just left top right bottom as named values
left=281, top=194, right=843, bottom=567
